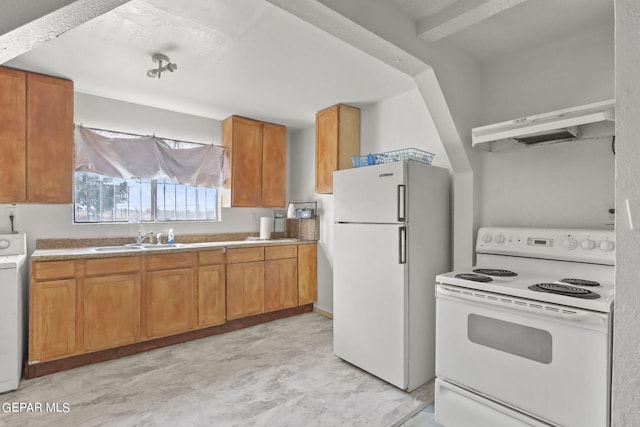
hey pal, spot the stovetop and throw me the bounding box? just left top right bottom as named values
left=436, top=227, right=615, bottom=313
left=437, top=266, right=614, bottom=312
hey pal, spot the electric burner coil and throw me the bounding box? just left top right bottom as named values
left=473, top=268, right=518, bottom=277
left=560, top=278, right=600, bottom=287
left=528, top=283, right=600, bottom=299
left=455, top=273, right=493, bottom=282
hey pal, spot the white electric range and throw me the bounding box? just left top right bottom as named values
left=435, top=227, right=614, bottom=427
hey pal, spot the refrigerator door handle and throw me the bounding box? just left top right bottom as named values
left=397, top=185, right=406, bottom=221
left=399, top=226, right=407, bottom=264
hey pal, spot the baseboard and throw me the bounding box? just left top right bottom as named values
left=313, top=306, right=333, bottom=319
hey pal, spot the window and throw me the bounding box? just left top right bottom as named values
left=73, top=128, right=222, bottom=223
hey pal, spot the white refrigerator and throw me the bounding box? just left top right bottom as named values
left=333, top=160, right=449, bottom=391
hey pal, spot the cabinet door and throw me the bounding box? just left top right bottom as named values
left=226, top=261, right=264, bottom=320
left=30, top=279, right=76, bottom=361
left=146, top=268, right=194, bottom=338
left=315, top=104, right=360, bottom=194
left=0, top=67, right=26, bottom=203
left=298, top=244, right=318, bottom=305
left=198, top=264, right=226, bottom=327
left=315, top=106, right=338, bottom=194
left=261, top=123, right=286, bottom=207
left=228, top=117, right=263, bottom=207
left=264, top=258, right=298, bottom=313
left=83, top=274, right=141, bottom=352
left=26, top=73, right=73, bottom=203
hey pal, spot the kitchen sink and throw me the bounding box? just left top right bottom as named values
left=91, top=243, right=184, bottom=253
left=137, top=243, right=184, bottom=249
left=91, top=246, right=145, bottom=252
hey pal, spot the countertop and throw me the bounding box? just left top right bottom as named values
left=31, top=238, right=315, bottom=261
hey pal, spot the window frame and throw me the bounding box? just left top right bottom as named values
left=73, top=128, right=221, bottom=225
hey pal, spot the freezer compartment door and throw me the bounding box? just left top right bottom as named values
left=334, top=161, right=406, bottom=223
left=333, top=222, right=408, bottom=389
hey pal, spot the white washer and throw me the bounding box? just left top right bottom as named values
left=0, top=234, right=27, bottom=393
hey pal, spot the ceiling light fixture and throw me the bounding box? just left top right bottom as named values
left=147, top=53, right=177, bottom=79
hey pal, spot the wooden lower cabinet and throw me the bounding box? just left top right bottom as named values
left=298, top=244, right=318, bottom=305
left=264, top=244, right=298, bottom=313
left=28, top=243, right=317, bottom=371
left=198, top=264, right=226, bottom=327
left=29, top=278, right=76, bottom=361
left=146, top=268, right=195, bottom=338
left=226, top=261, right=264, bottom=320
left=264, top=258, right=298, bottom=312
left=83, top=274, right=141, bottom=351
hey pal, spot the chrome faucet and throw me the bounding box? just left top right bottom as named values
left=136, top=230, right=154, bottom=244
left=156, top=232, right=162, bottom=245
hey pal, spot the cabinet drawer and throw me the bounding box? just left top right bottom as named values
left=146, top=253, right=194, bottom=271
left=265, top=245, right=297, bottom=260
left=198, top=250, right=225, bottom=265
left=33, top=260, right=76, bottom=281
left=226, top=247, right=264, bottom=263
left=85, top=256, right=141, bottom=276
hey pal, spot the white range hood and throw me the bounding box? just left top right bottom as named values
left=472, top=99, right=615, bottom=152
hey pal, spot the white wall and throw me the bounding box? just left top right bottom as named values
left=478, top=22, right=615, bottom=229
left=480, top=23, right=614, bottom=124
left=0, top=93, right=278, bottom=255
left=360, top=88, right=451, bottom=170
left=289, top=89, right=451, bottom=313
left=479, top=139, right=615, bottom=228
left=613, top=1, right=640, bottom=424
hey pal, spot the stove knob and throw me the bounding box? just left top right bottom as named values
left=581, top=239, right=596, bottom=250
left=495, top=234, right=505, bottom=244
left=482, top=233, right=492, bottom=243
left=562, top=237, right=578, bottom=250
left=599, top=240, right=615, bottom=252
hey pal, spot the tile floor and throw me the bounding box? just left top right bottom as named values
left=0, top=312, right=434, bottom=426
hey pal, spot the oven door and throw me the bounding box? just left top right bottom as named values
left=435, top=284, right=611, bottom=427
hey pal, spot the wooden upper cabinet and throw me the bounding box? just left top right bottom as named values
left=26, top=72, right=74, bottom=203
left=0, top=68, right=27, bottom=203
left=261, top=123, right=286, bottom=207
left=315, top=104, right=360, bottom=194
left=0, top=67, right=73, bottom=204
left=222, top=116, right=286, bottom=208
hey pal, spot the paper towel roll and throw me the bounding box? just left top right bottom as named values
left=259, top=217, right=271, bottom=240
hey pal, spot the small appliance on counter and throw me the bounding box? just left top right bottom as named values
left=275, top=201, right=318, bottom=241
left=295, top=208, right=314, bottom=219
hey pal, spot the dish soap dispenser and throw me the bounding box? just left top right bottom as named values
left=168, top=228, right=175, bottom=244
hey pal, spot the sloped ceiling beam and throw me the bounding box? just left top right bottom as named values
left=267, top=0, right=479, bottom=268
left=418, top=0, right=527, bottom=42
left=0, top=0, right=129, bottom=65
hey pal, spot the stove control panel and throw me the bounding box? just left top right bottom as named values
left=477, top=227, right=615, bottom=265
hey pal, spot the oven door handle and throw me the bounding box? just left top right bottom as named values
left=436, top=285, right=609, bottom=332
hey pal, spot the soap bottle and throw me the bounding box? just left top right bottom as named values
left=168, top=229, right=175, bottom=244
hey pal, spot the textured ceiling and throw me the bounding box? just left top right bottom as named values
left=5, top=0, right=613, bottom=129
left=6, top=0, right=415, bottom=129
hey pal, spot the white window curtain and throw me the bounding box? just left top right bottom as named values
left=74, top=125, right=226, bottom=188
